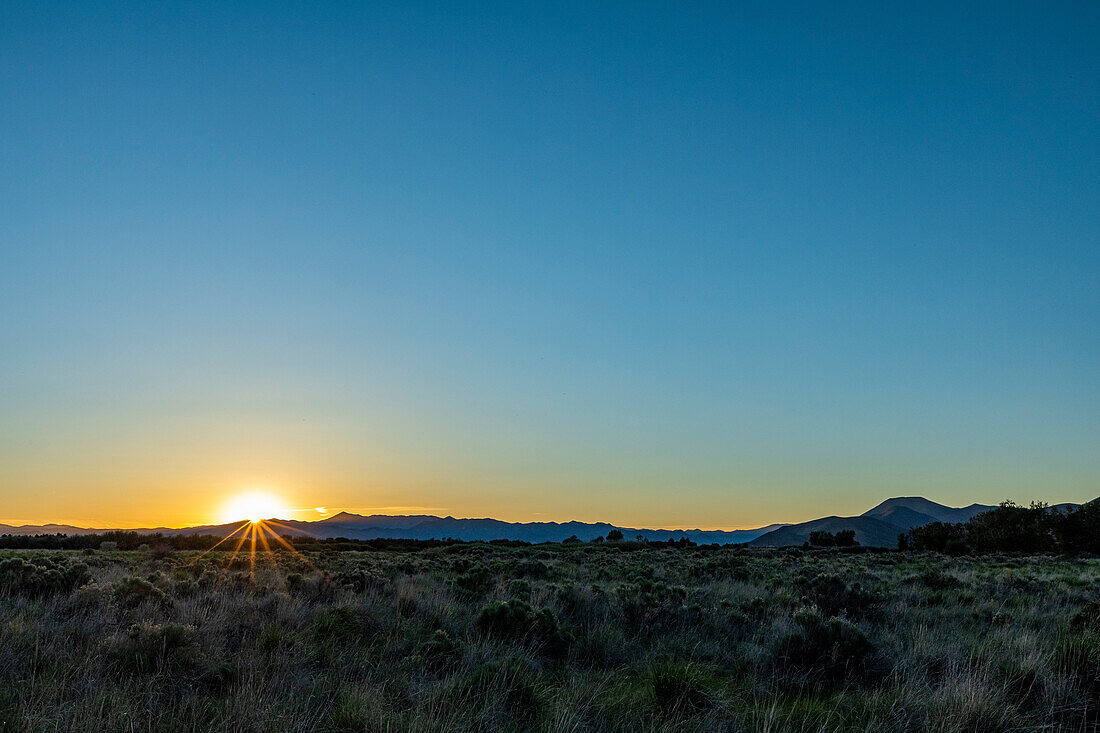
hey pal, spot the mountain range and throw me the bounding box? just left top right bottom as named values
left=0, top=497, right=1085, bottom=547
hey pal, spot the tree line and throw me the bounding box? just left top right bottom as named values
left=900, top=499, right=1100, bottom=555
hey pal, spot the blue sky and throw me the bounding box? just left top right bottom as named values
left=1, top=1, right=1097, bottom=527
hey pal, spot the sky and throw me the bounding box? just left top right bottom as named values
left=1, top=1, right=1098, bottom=529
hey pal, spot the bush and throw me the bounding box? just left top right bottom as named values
left=415, top=630, right=463, bottom=671
left=109, top=623, right=196, bottom=674
left=113, top=576, right=169, bottom=608
left=615, top=579, right=687, bottom=630
left=648, top=660, right=714, bottom=716
left=458, top=657, right=542, bottom=728
left=0, top=556, right=90, bottom=596
left=476, top=599, right=573, bottom=658
left=808, top=573, right=877, bottom=618
left=311, top=605, right=373, bottom=645
left=1070, top=599, right=1100, bottom=634
left=452, top=567, right=493, bottom=595
left=774, top=610, right=873, bottom=683
left=809, top=530, right=858, bottom=547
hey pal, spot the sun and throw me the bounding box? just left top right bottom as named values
left=218, top=491, right=291, bottom=524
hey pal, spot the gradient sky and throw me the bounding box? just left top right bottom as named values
left=1, top=1, right=1098, bottom=529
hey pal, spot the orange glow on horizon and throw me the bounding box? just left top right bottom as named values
left=217, top=491, right=291, bottom=524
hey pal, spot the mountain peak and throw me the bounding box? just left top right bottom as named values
left=320, top=511, right=362, bottom=522
left=863, top=496, right=948, bottom=515
left=863, top=496, right=996, bottom=525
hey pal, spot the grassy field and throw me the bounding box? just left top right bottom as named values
left=1, top=542, right=1099, bottom=732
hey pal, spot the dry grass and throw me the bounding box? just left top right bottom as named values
left=1, top=545, right=1098, bottom=732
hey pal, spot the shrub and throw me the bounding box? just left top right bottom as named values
left=286, top=572, right=339, bottom=601
left=459, top=658, right=542, bottom=728
left=911, top=569, right=962, bottom=591
left=808, top=573, right=877, bottom=618
left=415, top=630, right=464, bottom=671
left=648, top=660, right=714, bottom=716
left=1052, top=629, right=1100, bottom=696
left=505, top=578, right=531, bottom=598
left=774, top=610, right=873, bottom=682
left=615, top=579, right=687, bottom=630
left=514, top=559, right=551, bottom=580
left=257, top=623, right=291, bottom=655
left=199, top=660, right=237, bottom=695
left=311, top=605, right=373, bottom=645
left=109, top=623, right=197, bottom=674
left=476, top=599, right=573, bottom=658
left=452, top=567, right=493, bottom=594
left=0, top=556, right=90, bottom=596
left=113, top=576, right=170, bottom=608
left=1070, top=599, right=1100, bottom=634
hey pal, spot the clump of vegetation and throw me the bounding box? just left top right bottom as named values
left=805, top=573, right=878, bottom=618
left=774, top=609, right=873, bottom=683
left=0, top=556, right=90, bottom=596
left=905, top=499, right=1100, bottom=555
left=809, top=529, right=858, bottom=547
left=476, top=599, right=573, bottom=657
left=1, top=535, right=1099, bottom=730
left=311, top=604, right=374, bottom=645
left=648, top=660, right=715, bottom=716
left=415, top=629, right=464, bottom=671
left=456, top=657, right=542, bottom=729
left=112, top=575, right=169, bottom=608
left=108, top=622, right=197, bottom=674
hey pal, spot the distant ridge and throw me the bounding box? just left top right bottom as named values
left=749, top=496, right=1083, bottom=548
left=1, top=497, right=1086, bottom=546
left=0, top=515, right=783, bottom=545
left=861, top=496, right=996, bottom=525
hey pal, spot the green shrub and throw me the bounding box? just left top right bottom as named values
left=1070, top=599, right=1100, bottom=634
left=615, top=579, right=687, bottom=630
left=325, top=689, right=372, bottom=732
left=648, top=660, right=715, bottom=716
left=1052, top=630, right=1100, bottom=695
left=311, top=605, right=373, bottom=645
left=476, top=599, right=573, bottom=658
left=113, top=575, right=170, bottom=608
left=109, top=623, right=196, bottom=674
left=514, top=559, right=551, bottom=579
left=774, top=610, right=873, bottom=683
left=415, top=629, right=464, bottom=671
left=286, top=572, right=339, bottom=601
left=0, top=556, right=90, bottom=596
left=452, top=567, right=493, bottom=594
left=258, top=623, right=291, bottom=655
left=910, top=569, right=962, bottom=591
left=459, top=657, right=542, bottom=728
left=505, top=578, right=531, bottom=597
left=199, top=660, right=238, bottom=695
left=808, top=573, right=877, bottom=618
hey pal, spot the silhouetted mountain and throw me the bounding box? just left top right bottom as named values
left=861, top=497, right=996, bottom=524
left=859, top=505, right=939, bottom=531
left=319, top=513, right=439, bottom=529
left=2, top=497, right=1084, bottom=547
left=750, top=496, right=1085, bottom=547
left=274, top=513, right=781, bottom=544
left=748, top=515, right=905, bottom=548
left=0, top=513, right=779, bottom=544
left=0, top=523, right=104, bottom=536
